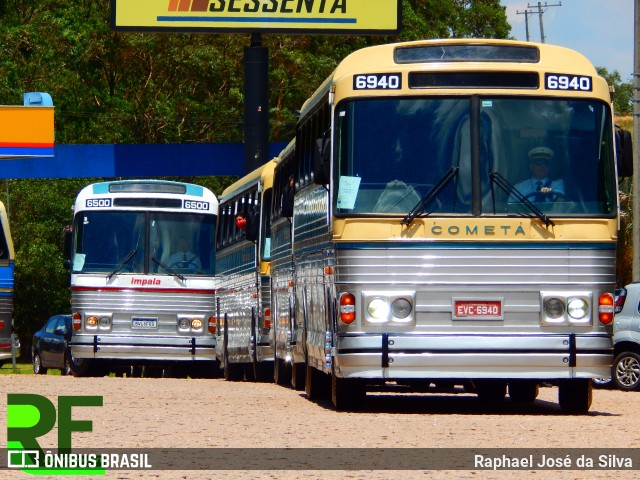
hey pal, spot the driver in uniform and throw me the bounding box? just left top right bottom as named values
left=508, top=146, right=565, bottom=203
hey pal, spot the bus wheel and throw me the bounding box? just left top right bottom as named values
left=291, top=362, right=305, bottom=391
left=508, top=381, right=539, bottom=403
left=331, top=373, right=365, bottom=410
left=475, top=380, right=507, bottom=403
left=274, top=357, right=291, bottom=385
left=305, top=364, right=330, bottom=400
left=253, top=360, right=273, bottom=382
left=558, top=379, right=592, bottom=414
left=223, top=355, right=244, bottom=382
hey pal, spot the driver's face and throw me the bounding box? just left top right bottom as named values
left=529, top=159, right=550, bottom=179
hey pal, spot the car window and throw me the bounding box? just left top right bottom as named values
left=55, top=317, right=68, bottom=334
left=45, top=318, right=56, bottom=333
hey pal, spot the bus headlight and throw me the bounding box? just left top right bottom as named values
left=367, top=298, right=390, bottom=322
left=362, top=292, right=415, bottom=325
left=541, top=291, right=592, bottom=326
left=191, top=318, right=203, bottom=330
left=544, top=297, right=565, bottom=319
left=391, top=298, right=412, bottom=320
left=85, top=316, right=99, bottom=328
left=567, top=298, right=589, bottom=320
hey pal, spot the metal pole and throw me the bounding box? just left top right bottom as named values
left=633, top=0, right=640, bottom=281
left=537, top=2, right=545, bottom=43
left=243, top=33, right=270, bottom=175
left=525, top=11, right=530, bottom=42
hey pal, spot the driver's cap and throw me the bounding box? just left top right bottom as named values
left=528, top=146, right=554, bottom=161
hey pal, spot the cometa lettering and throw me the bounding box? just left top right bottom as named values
left=209, top=0, right=347, bottom=14
left=430, top=225, right=526, bottom=237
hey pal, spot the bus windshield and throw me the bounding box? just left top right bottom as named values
left=72, top=211, right=215, bottom=275
left=334, top=97, right=616, bottom=217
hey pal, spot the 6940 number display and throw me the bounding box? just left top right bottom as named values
left=545, top=73, right=592, bottom=92
left=353, top=73, right=402, bottom=90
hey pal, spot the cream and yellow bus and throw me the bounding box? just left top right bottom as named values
left=215, top=159, right=277, bottom=381
left=271, top=39, right=633, bottom=412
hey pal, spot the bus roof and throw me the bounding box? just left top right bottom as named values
left=300, top=38, right=609, bottom=116
left=219, top=158, right=278, bottom=202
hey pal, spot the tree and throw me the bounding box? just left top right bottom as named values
left=597, top=67, right=633, bottom=116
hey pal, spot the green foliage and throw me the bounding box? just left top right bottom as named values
left=597, top=67, right=634, bottom=116
left=0, top=0, right=512, bottom=357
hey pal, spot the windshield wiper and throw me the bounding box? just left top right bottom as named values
left=152, top=256, right=185, bottom=282
left=401, top=166, right=458, bottom=225
left=107, top=245, right=138, bottom=280
left=489, top=172, right=555, bottom=227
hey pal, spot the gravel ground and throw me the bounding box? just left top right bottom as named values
left=0, top=375, right=638, bottom=480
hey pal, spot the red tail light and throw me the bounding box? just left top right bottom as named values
left=208, top=316, right=217, bottom=334
left=263, top=308, right=271, bottom=329
left=340, top=293, right=356, bottom=324
left=0, top=320, right=4, bottom=329
left=72, top=312, right=82, bottom=331
left=598, top=292, right=614, bottom=325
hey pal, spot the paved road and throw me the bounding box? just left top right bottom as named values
left=1, top=375, right=637, bottom=479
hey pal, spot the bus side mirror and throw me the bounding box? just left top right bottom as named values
left=313, top=137, right=330, bottom=185
left=62, top=225, right=73, bottom=269
left=245, top=210, right=259, bottom=243
left=281, top=176, right=295, bottom=218
left=615, top=126, right=633, bottom=178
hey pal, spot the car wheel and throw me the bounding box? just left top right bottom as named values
left=613, top=352, right=640, bottom=391
left=592, top=375, right=613, bottom=389
left=33, top=353, right=47, bottom=375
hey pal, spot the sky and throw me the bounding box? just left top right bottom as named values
left=501, top=0, right=635, bottom=81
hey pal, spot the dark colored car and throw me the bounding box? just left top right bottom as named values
left=32, top=314, right=72, bottom=375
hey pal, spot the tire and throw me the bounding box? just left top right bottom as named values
left=33, top=352, right=47, bottom=375
left=331, top=371, right=365, bottom=410
left=613, top=352, right=640, bottom=391
left=60, top=354, right=72, bottom=376
left=223, top=354, right=244, bottom=381
left=475, top=380, right=507, bottom=403
left=305, top=364, right=330, bottom=401
left=291, top=362, right=305, bottom=391
left=508, top=381, right=539, bottom=403
left=274, top=357, right=291, bottom=385
left=558, top=379, right=592, bottom=414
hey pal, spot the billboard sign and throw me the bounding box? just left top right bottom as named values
left=111, top=0, right=401, bottom=34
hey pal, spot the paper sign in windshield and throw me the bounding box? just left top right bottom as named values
left=337, top=176, right=361, bottom=210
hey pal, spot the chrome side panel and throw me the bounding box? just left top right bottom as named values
left=292, top=187, right=332, bottom=370
left=216, top=242, right=257, bottom=364
left=270, top=216, right=294, bottom=364
left=216, top=241, right=273, bottom=365
left=0, top=295, right=14, bottom=361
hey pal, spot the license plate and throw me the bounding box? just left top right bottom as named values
left=453, top=300, right=502, bottom=320
left=131, top=317, right=157, bottom=329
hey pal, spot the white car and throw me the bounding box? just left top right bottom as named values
left=594, top=285, right=640, bottom=390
